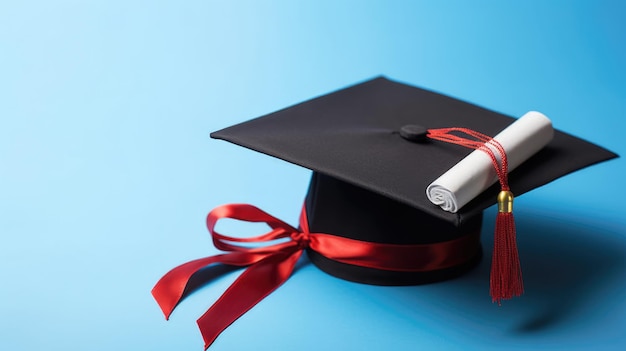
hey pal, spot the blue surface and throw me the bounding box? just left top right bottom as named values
left=1, top=1, right=624, bottom=350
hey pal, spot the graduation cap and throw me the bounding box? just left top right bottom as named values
left=152, top=77, right=617, bottom=349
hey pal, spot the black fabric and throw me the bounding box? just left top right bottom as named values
left=306, top=249, right=483, bottom=286
left=304, top=172, right=483, bottom=285
left=211, top=77, right=618, bottom=227
left=304, top=172, right=483, bottom=245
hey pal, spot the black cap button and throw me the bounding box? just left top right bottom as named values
left=399, top=124, right=428, bottom=142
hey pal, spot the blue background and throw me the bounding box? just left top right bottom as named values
left=1, top=1, right=624, bottom=350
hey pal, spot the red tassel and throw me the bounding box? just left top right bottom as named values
left=490, top=191, right=524, bottom=305
left=428, top=128, right=525, bottom=304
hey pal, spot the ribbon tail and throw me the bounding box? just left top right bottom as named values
left=152, top=252, right=272, bottom=320
left=197, top=249, right=303, bottom=350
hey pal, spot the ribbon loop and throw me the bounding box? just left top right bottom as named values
left=208, top=204, right=301, bottom=253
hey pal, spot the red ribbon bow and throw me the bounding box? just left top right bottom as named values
left=152, top=204, right=479, bottom=349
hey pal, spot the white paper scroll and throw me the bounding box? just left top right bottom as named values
left=426, top=111, right=554, bottom=213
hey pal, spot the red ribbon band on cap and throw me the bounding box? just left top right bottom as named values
left=152, top=204, right=480, bottom=349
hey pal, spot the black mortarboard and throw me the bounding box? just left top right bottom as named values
left=210, top=76, right=617, bottom=285
left=154, top=77, right=617, bottom=349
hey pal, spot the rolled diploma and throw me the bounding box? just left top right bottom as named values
left=426, top=111, right=554, bottom=213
